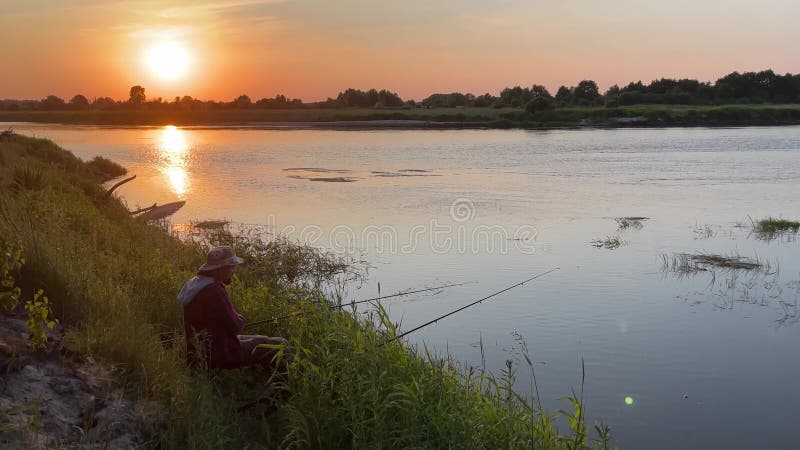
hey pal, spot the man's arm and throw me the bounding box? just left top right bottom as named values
left=209, top=284, right=245, bottom=334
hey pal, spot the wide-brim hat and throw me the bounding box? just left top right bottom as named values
left=199, top=246, right=245, bottom=271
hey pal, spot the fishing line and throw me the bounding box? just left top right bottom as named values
left=380, top=268, right=559, bottom=346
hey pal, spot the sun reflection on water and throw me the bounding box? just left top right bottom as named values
left=157, top=125, right=190, bottom=196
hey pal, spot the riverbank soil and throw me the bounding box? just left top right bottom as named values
left=0, top=309, right=156, bottom=449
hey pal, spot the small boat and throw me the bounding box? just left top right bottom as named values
left=136, top=201, right=186, bottom=221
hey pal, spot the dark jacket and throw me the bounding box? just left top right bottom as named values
left=183, top=282, right=245, bottom=368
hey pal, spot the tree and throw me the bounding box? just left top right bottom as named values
left=337, top=88, right=368, bottom=107
left=525, top=96, right=554, bottom=113
left=69, top=94, right=89, bottom=109
left=179, top=96, right=198, bottom=110
left=92, top=97, right=116, bottom=110
left=128, top=85, right=146, bottom=105
left=473, top=93, right=498, bottom=107
left=604, top=85, right=621, bottom=108
left=232, top=94, right=252, bottom=108
left=317, top=97, right=339, bottom=108
left=525, top=85, right=554, bottom=111
left=772, top=73, right=800, bottom=102
left=377, top=89, right=404, bottom=107
left=39, top=95, right=65, bottom=110
left=573, top=80, right=600, bottom=104
left=530, top=85, right=552, bottom=99
left=336, top=88, right=402, bottom=107
left=421, top=92, right=472, bottom=108
left=500, top=86, right=533, bottom=107
left=555, top=86, right=572, bottom=105
left=648, top=78, right=678, bottom=94
left=257, top=95, right=279, bottom=108
left=604, top=85, right=621, bottom=97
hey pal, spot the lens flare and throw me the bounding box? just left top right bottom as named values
left=625, top=396, right=634, bottom=406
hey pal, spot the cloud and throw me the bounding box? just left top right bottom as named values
left=156, top=0, right=289, bottom=19
left=127, top=25, right=202, bottom=41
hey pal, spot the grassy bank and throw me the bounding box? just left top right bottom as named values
left=0, top=108, right=503, bottom=127
left=0, top=134, right=612, bottom=448
left=1, top=104, right=800, bottom=128
left=502, top=104, right=800, bottom=128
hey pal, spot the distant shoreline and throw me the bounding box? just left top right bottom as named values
left=1, top=104, right=799, bottom=130
left=1, top=119, right=492, bottom=130
left=6, top=120, right=800, bottom=132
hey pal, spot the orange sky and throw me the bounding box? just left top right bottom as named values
left=1, top=0, right=799, bottom=102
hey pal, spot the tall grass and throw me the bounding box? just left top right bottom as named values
left=0, top=135, right=613, bottom=449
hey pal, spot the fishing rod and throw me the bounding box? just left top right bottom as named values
left=160, top=281, right=474, bottom=344
left=245, top=281, right=475, bottom=328
left=380, top=267, right=559, bottom=346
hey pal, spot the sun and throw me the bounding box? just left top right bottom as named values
left=147, top=42, right=190, bottom=80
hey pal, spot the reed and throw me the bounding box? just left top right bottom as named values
left=753, top=217, right=800, bottom=239
left=661, top=252, right=769, bottom=274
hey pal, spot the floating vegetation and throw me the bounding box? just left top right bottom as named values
left=692, top=224, right=718, bottom=239
left=591, top=235, right=625, bottom=249
left=614, top=216, right=648, bottom=230
left=283, top=167, right=352, bottom=174
left=754, top=217, right=800, bottom=236
left=371, top=170, right=441, bottom=178
left=288, top=174, right=359, bottom=182
left=661, top=252, right=768, bottom=274
left=372, top=171, right=412, bottom=177
left=308, top=176, right=357, bottom=182
left=284, top=167, right=359, bottom=182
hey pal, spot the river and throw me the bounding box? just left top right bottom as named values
left=9, top=123, right=800, bottom=449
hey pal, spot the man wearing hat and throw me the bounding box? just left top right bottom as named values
left=178, top=246, right=286, bottom=372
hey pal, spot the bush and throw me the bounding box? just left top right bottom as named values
left=525, top=96, right=555, bottom=113
left=87, top=156, right=127, bottom=181
left=25, top=289, right=57, bottom=350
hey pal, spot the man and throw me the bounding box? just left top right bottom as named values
left=177, top=246, right=287, bottom=373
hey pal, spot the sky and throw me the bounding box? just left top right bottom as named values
left=1, top=0, right=799, bottom=102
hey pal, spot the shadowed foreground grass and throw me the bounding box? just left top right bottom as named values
left=0, top=135, right=613, bottom=449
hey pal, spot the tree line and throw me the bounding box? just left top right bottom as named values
left=420, top=70, right=800, bottom=112
left=2, top=69, right=799, bottom=112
